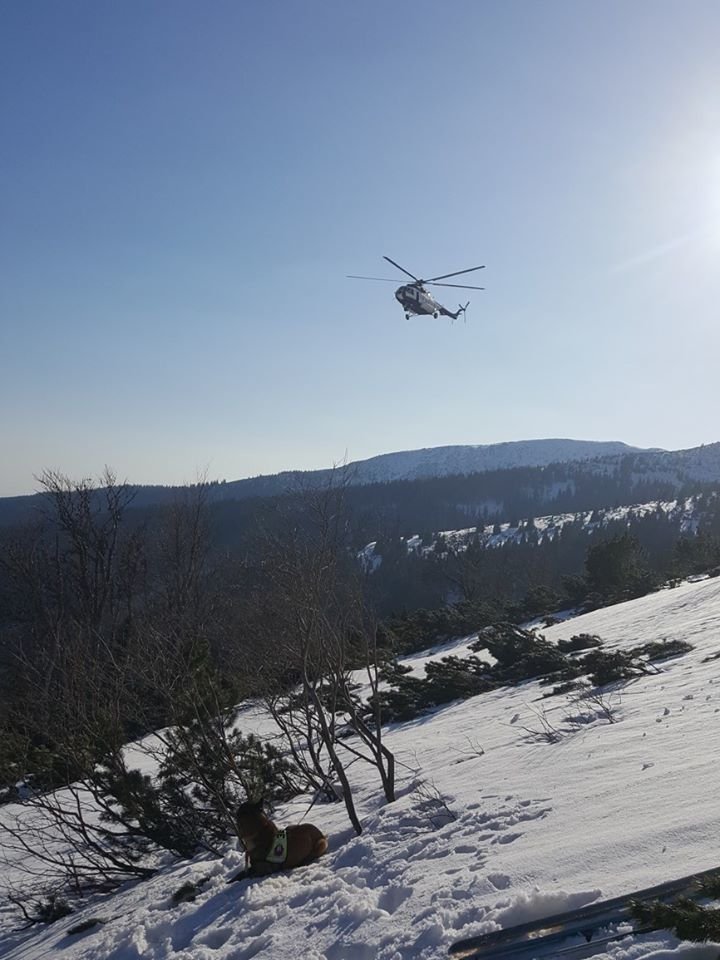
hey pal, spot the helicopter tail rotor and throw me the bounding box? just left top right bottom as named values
left=451, top=301, right=470, bottom=322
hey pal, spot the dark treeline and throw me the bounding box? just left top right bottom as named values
left=145, top=464, right=720, bottom=552
left=358, top=491, right=720, bottom=614
left=3, top=468, right=720, bottom=621
left=84, top=463, right=720, bottom=576
left=3, top=454, right=719, bottom=547
left=342, top=462, right=685, bottom=545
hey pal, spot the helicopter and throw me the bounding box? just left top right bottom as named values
left=348, top=255, right=485, bottom=321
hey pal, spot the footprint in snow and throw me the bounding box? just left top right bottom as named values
left=494, top=832, right=523, bottom=845
left=487, top=873, right=512, bottom=889
left=324, top=944, right=376, bottom=960
left=450, top=887, right=475, bottom=901
left=198, top=927, right=233, bottom=950
left=378, top=885, right=413, bottom=914
left=236, top=934, right=274, bottom=960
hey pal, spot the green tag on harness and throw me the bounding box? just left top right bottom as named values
left=266, top=829, right=288, bottom=864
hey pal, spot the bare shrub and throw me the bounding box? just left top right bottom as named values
left=519, top=704, right=565, bottom=743
left=246, top=474, right=395, bottom=835
left=564, top=688, right=621, bottom=726
left=411, top=780, right=457, bottom=829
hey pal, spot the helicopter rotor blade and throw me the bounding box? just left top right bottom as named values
left=383, top=256, right=421, bottom=282
left=347, top=275, right=401, bottom=282
left=425, top=265, right=486, bottom=283
left=427, top=281, right=485, bottom=290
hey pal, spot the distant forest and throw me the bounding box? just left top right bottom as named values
left=1, top=449, right=717, bottom=536
left=2, top=461, right=720, bottom=617
left=364, top=492, right=720, bottom=614
left=165, top=458, right=720, bottom=569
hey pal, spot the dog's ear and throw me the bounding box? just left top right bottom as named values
left=237, top=798, right=264, bottom=817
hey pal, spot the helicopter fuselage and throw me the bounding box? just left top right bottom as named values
left=395, top=283, right=458, bottom=319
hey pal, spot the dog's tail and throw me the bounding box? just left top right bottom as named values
left=314, top=836, right=329, bottom=858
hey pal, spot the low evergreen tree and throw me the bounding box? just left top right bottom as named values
left=585, top=534, right=658, bottom=600
left=471, top=624, right=567, bottom=682
left=96, top=723, right=300, bottom=860
left=631, top=897, right=720, bottom=942
left=557, top=634, right=602, bottom=653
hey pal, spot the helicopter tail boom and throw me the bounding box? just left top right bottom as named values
left=440, top=301, right=470, bottom=321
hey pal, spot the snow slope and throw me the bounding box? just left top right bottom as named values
left=337, top=439, right=646, bottom=484
left=361, top=494, right=709, bottom=566
left=0, top=438, right=647, bottom=522
left=3, top=577, right=720, bottom=960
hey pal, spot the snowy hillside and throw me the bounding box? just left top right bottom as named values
left=0, top=438, right=648, bottom=522
left=3, top=577, right=720, bottom=960
left=200, top=437, right=720, bottom=498
left=332, top=439, right=646, bottom=484
left=212, top=438, right=649, bottom=500
left=361, top=494, right=712, bottom=567
left=7, top=440, right=720, bottom=527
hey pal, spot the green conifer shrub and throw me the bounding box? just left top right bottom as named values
left=629, top=639, right=694, bottom=662
left=631, top=897, right=720, bottom=942
left=470, top=624, right=567, bottom=682
left=557, top=634, right=603, bottom=653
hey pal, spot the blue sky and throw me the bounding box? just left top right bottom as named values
left=2, top=0, right=720, bottom=496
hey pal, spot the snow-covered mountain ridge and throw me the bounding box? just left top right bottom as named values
left=361, top=493, right=715, bottom=569
left=0, top=440, right=645, bottom=516
left=327, top=439, right=647, bottom=484
left=182, top=437, right=720, bottom=496
left=4, top=441, right=720, bottom=529
left=4, top=577, right=720, bottom=960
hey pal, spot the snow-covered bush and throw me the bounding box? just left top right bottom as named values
left=470, top=623, right=567, bottom=682
left=557, top=633, right=602, bottom=653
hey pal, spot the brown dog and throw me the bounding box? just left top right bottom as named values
left=230, top=801, right=328, bottom=882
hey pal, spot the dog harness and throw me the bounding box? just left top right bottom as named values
left=265, top=829, right=288, bottom=864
